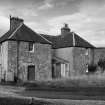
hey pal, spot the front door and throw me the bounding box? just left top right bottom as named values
left=55, top=63, right=61, bottom=78
left=28, top=65, right=35, bottom=81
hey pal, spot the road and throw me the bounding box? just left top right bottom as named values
left=0, top=85, right=105, bottom=100
left=18, top=89, right=105, bottom=100
left=0, top=85, right=105, bottom=105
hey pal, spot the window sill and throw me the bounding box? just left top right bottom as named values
left=29, top=50, right=34, bottom=53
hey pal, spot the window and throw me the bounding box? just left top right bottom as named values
left=85, top=48, right=89, bottom=55
left=29, top=42, right=34, bottom=52
left=61, top=63, right=69, bottom=77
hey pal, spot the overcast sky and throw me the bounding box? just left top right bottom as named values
left=0, top=0, right=105, bottom=47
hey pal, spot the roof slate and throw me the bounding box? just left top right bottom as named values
left=0, top=24, right=51, bottom=44
left=41, top=32, right=94, bottom=49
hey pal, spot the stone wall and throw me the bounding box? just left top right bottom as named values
left=0, top=42, right=8, bottom=81
left=53, top=47, right=94, bottom=77
left=73, top=47, right=94, bottom=76
left=8, top=41, right=17, bottom=77
left=8, top=41, right=52, bottom=81
left=3, top=40, right=105, bottom=82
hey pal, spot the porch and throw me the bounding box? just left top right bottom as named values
left=52, top=56, right=70, bottom=79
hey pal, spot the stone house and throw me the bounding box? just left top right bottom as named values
left=41, top=24, right=95, bottom=78
left=0, top=16, right=105, bottom=82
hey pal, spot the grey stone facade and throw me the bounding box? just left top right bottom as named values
left=0, top=41, right=52, bottom=81
left=53, top=47, right=95, bottom=77
left=1, top=41, right=105, bottom=82
left=73, top=47, right=94, bottom=76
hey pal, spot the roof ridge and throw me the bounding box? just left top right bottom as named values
left=38, top=33, right=52, bottom=44
left=8, top=23, right=23, bottom=39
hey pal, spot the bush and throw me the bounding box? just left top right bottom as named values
left=98, top=58, right=105, bottom=72
left=88, top=64, right=97, bottom=73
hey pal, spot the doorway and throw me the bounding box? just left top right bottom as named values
left=28, top=65, right=35, bottom=81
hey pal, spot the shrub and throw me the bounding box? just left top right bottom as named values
left=88, top=64, right=97, bottom=73
left=98, top=58, right=105, bottom=72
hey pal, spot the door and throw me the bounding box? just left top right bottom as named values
left=28, top=65, right=35, bottom=81
left=56, top=63, right=61, bottom=78
left=52, top=64, right=55, bottom=78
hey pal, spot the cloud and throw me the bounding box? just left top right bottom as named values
left=47, top=1, right=105, bottom=46
left=38, top=0, right=53, bottom=10
left=26, top=20, right=52, bottom=34
left=0, top=0, right=44, bottom=18
left=38, top=0, right=82, bottom=18
left=0, top=16, right=9, bottom=35
left=0, top=0, right=105, bottom=47
left=38, top=3, right=53, bottom=10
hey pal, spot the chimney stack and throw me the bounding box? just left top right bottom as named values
left=10, top=16, right=24, bottom=31
left=61, top=23, right=71, bottom=35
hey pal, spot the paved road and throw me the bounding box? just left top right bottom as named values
left=17, top=89, right=105, bottom=101
left=0, top=85, right=105, bottom=101
left=0, top=85, right=105, bottom=105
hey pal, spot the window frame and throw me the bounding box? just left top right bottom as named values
left=28, top=42, right=34, bottom=52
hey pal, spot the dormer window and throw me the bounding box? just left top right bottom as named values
left=29, top=42, right=34, bottom=52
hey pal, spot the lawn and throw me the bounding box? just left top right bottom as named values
left=24, top=75, right=105, bottom=90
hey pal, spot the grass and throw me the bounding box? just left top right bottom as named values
left=16, top=75, right=105, bottom=101
left=24, top=74, right=105, bottom=91
left=1, top=74, right=105, bottom=88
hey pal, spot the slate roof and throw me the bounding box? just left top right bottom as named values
left=0, top=21, right=94, bottom=48
left=0, top=24, right=51, bottom=44
left=41, top=32, right=95, bottom=49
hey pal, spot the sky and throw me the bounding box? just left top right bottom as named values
left=0, top=0, right=105, bottom=47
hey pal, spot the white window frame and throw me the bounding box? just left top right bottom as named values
left=29, top=42, right=34, bottom=52
left=61, top=63, right=69, bottom=77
